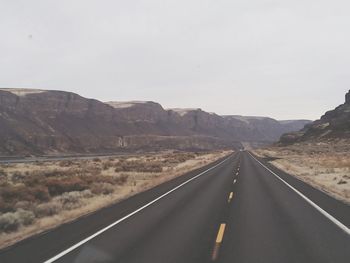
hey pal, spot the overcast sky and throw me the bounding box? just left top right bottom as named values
left=1, top=0, right=349, bottom=120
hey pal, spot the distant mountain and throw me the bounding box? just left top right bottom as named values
left=0, top=88, right=310, bottom=155
left=280, top=90, right=350, bottom=144
left=222, top=115, right=310, bottom=142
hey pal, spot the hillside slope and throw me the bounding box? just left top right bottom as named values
left=0, top=88, right=309, bottom=155
left=256, top=90, right=350, bottom=203
left=280, top=90, right=350, bottom=144
left=223, top=115, right=310, bottom=142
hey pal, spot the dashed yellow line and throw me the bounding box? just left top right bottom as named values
left=212, top=223, right=226, bottom=260
left=216, top=224, right=226, bottom=242
left=228, top=192, right=234, bottom=203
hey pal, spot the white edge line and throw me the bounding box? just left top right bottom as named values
left=247, top=152, right=350, bottom=235
left=44, top=155, right=233, bottom=263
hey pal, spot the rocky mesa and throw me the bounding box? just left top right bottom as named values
left=0, top=88, right=310, bottom=156
left=280, top=90, right=350, bottom=144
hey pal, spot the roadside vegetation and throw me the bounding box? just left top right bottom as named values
left=0, top=150, right=230, bottom=248
left=253, top=139, right=350, bottom=204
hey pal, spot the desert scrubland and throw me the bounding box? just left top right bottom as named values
left=0, top=150, right=231, bottom=248
left=254, top=139, right=350, bottom=204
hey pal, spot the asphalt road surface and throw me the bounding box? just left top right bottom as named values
left=0, top=151, right=349, bottom=263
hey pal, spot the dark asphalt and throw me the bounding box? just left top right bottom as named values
left=0, top=151, right=349, bottom=263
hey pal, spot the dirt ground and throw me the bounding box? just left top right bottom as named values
left=253, top=139, right=350, bottom=205
left=0, top=150, right=232, bottom=248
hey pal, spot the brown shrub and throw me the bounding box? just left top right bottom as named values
left=83, top=175, right=114, bottom=184
left=174, top=153, right=196, bottom=162
left=59, top=160, right=74, bottom=167
left=85, top=166, right=102, bottom=176
left=32, top=186, right=51, bottom=202
left=42, top=169, right=71, bottom=177
left=0, top=209, right=35, bottom=233
left=144, top=164, right=163, bottom=173
left=34, top=202, right=62, bottom=218
left=161, top=152, right=197, bottom=165
left=0, top=212, right=20, bottom=232
left=91, top=183, right=115, bottom=195
left=24, top=175, right=41, bottom=187
left=24, top=170, right=72, bottom=187
left=70, top=166, right=102, bottom=177
left=12, top=171, right=25, bottom=181
left=1, top=185, right=35, bottom=204
left=0, top=169, right=7, bottom=177
left=0, top=184, right=51, bottom=207
left=14, top=201, right=33, bottom=210
left=16, top=209, right=35, bottom=225
left=45, top=177, right=89, bottom=196
left=102, top=161, right=113, bottom=170
left=115, top=174, right=129, bottom=185
left=114, top=161, right=162, bottom=173
left=338, top=179, right=347, bottom=185
left=53, top=190, right=92, bottom=210
left=0, top=196, right=13, bottom=213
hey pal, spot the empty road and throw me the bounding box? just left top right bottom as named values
left=0, top=151, right=349, bottom=262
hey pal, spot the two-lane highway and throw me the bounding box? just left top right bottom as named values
left=219, top=152, right=350, bottom=263
left=0, top=151, right=349, bottom=262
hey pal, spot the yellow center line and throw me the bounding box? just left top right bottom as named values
left=212, top=223, right=226, bottom=261
left=228, top=192, right=234, bottom=202
left=216, top=223, right=226, bottom=243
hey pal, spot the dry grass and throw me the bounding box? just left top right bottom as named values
left=253, top=139, right=350, bottom=204
left=0, top=150, right=231, bottom=248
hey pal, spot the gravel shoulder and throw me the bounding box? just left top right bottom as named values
left=253, top=140, right=350, bottom=205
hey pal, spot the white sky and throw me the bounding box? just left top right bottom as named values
left=1, top=0, right=349, bottom=120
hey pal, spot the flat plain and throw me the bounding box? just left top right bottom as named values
left=0, top=150, right=230, bottom=248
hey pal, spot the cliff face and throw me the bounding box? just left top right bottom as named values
left=280, top=90, right=350, bottom=144
left=222, top=116, right=310, bottom=142
left=0, top=88, right=310, bottom=155
left=0, top=89, right=121, bottom=154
